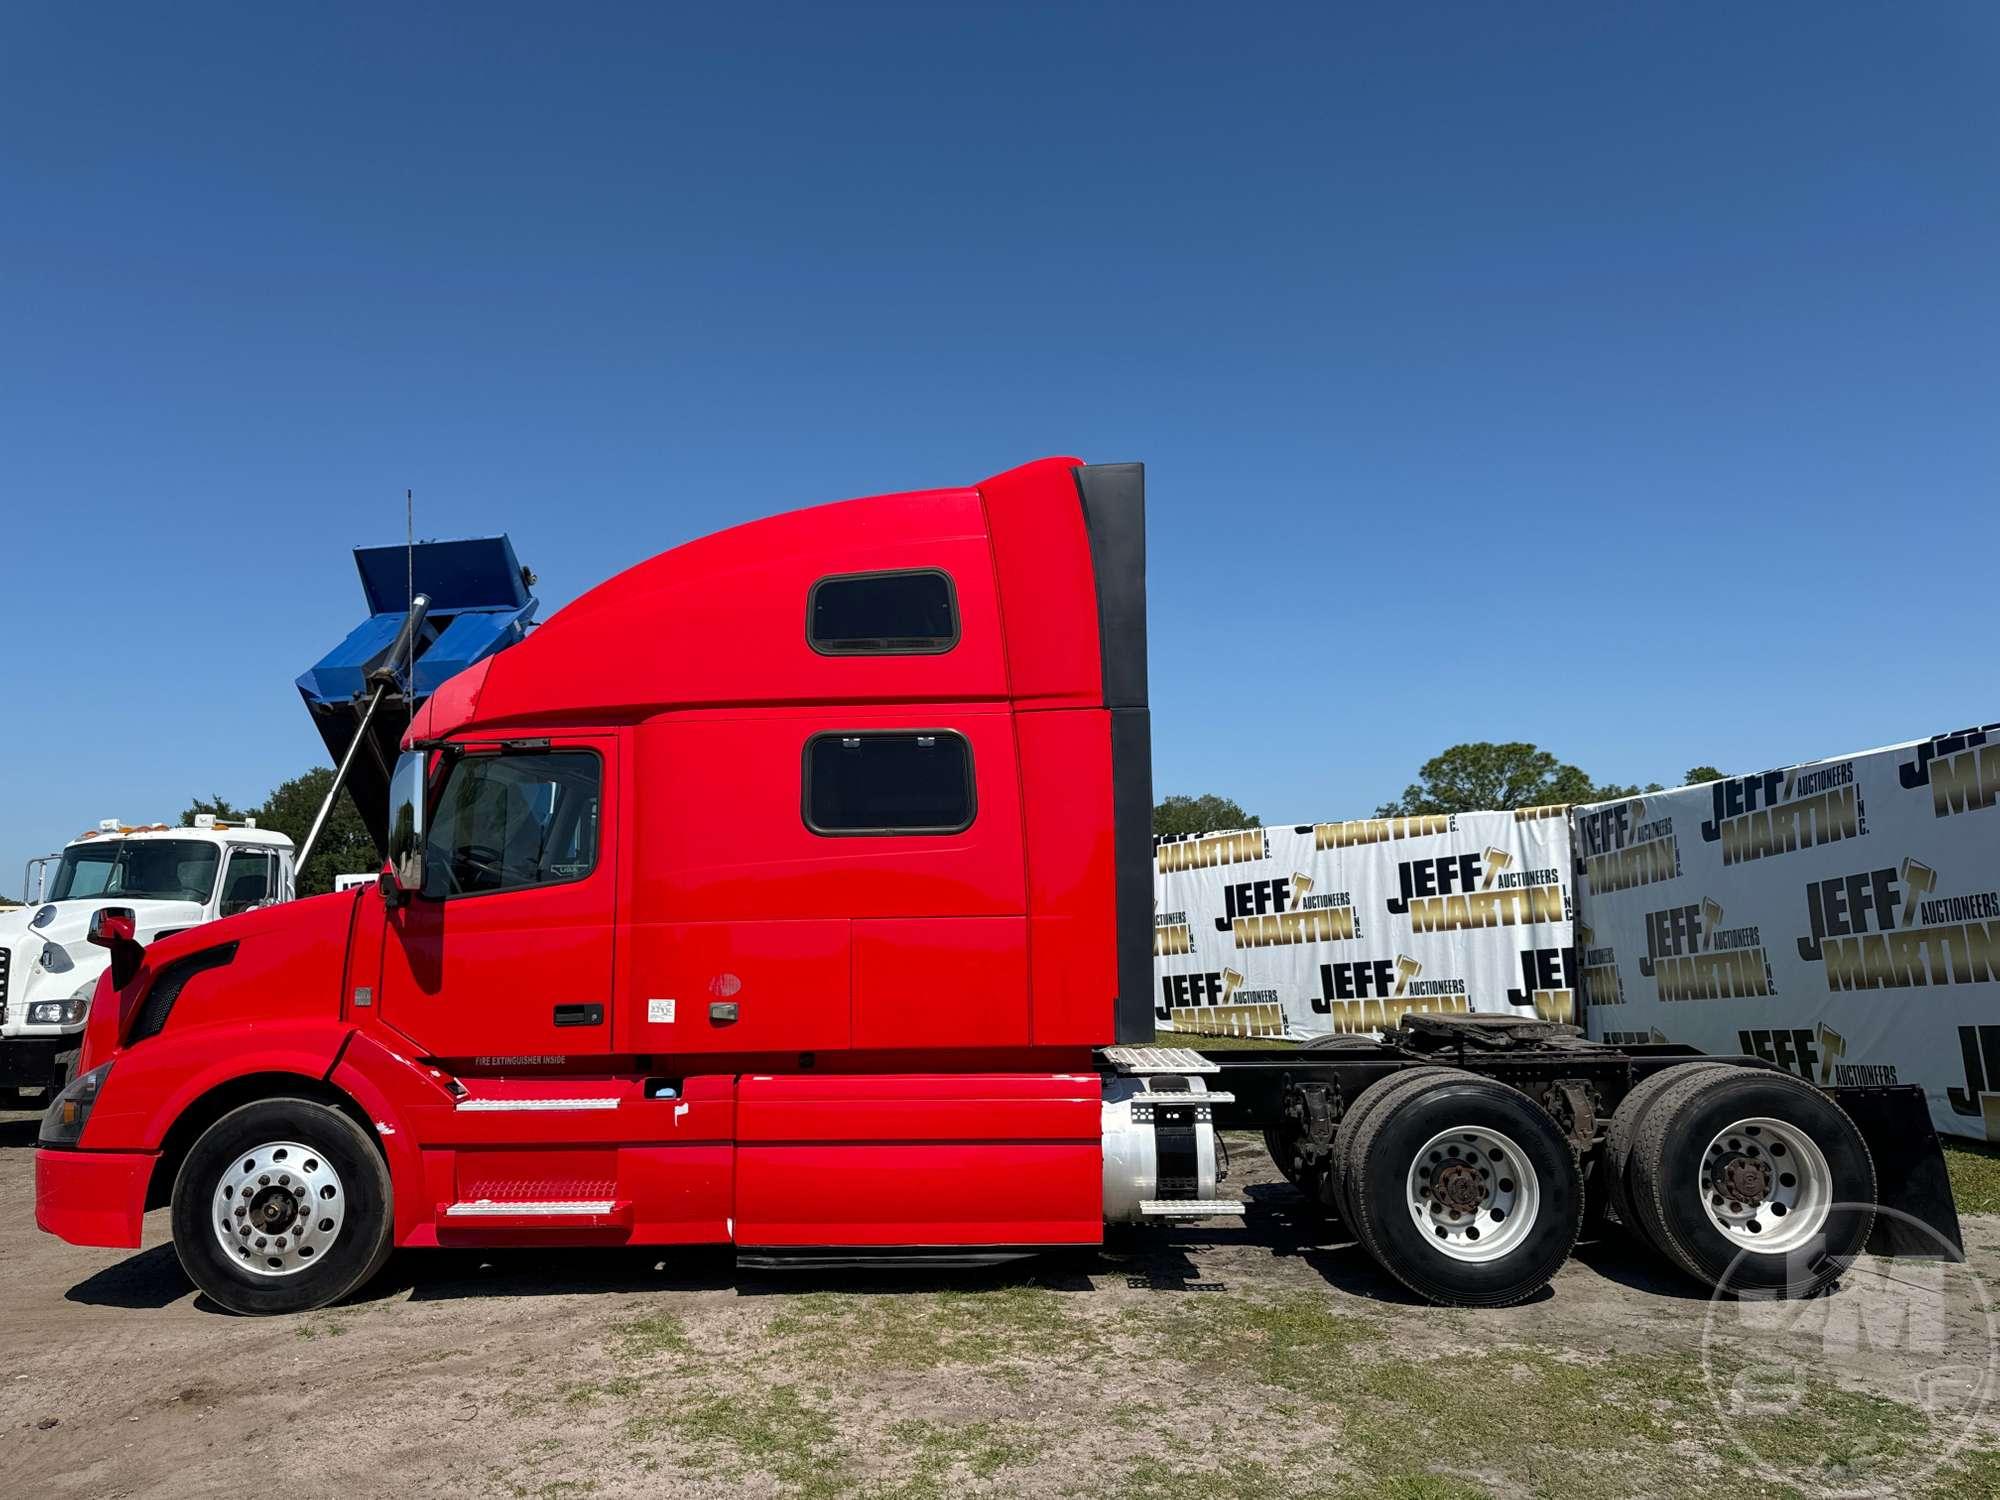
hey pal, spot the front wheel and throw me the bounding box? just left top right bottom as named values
left=171, top=1098, right=394, bottom=1315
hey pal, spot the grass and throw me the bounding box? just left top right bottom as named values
left=1122, top=1289, right=1384, bottom=1395
left=1168, top=1032, right=1299, bottom=1051
left=495, top=1280, right=2000, bottom=1500
left=765, top=1283, right=1094, bottom=1371
left=610, top=1308, right=690, bottom=1359
left=1943, top=1138, right=2000, bottom=1215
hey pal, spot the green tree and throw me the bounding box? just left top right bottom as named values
left=181, top=771, right=375, bottom=897
left=1376, top=742, right=1665, bottom=815
left=1154, top=793, right=1260, bottom=838
left=1682, top=765, right=1725, bottom=785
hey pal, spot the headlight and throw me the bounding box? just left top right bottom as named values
left=40, top=1061, right=113, bottom=1147
left=26, top=996, right=88, bottom=1026
left=39, top=941, right=75, bottom=973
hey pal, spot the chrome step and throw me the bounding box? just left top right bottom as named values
left=443, top=1199, right=618, bottom=1218
left=454, top=1096, right=621, bottom=1113
left=1139, top=1199, right=1245, bottom=1217
left=1100, top=1045, right=1220, bottom=1075
left=1132, top=1090, right=1234, bottom=1106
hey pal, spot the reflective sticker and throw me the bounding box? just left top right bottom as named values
left=352, top=986, right=373, bottom=1008
left=648, top=997, right=676, bottom=1024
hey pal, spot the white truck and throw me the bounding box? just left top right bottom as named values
left=3, top=816, right=294, bottom=1102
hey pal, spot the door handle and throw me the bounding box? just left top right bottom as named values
left=553, top=1004, right=604, bottom=1027
left=709, top=1002, right=739, bottom=1025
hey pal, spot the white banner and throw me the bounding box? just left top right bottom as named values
left=1154, top=809, right=1577, bottom=1040
left=1575, top=724, right=2000, bottom=1141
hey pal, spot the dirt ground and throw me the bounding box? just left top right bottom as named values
left=7, top=1107, right=1999, bottom=1500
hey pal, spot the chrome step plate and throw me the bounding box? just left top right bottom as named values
left=454, top=1096, right=621, bottom=1113
left=1099, top=1046, right=1221, bottom=1075
left=443, top=1200, right=617, bottom=1218
left=1139, top=1199, right=1245, bottom=1217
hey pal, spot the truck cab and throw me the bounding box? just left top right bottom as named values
left=35, top=458, right=1164, bottom=1313
left=5, top=818, right=294, bottom=1100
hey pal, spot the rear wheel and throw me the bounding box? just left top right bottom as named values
left=171, top=1098, right=394, bottom=1316
left=1342, top=1075, right=1582, bottom=1307
left=1602, top=1062, right=1734, bottom=1237
left=1331, top=1067, right=1459, bottom=1229
left=1628, top=1068, right=1875, bottom=1297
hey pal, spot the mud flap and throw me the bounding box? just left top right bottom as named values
left=1829, top=1084, right=1963, bottom=1258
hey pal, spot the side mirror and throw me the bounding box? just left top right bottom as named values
left=384, top=749, right=429, bottom=900
left=87, top=906, right=144, bottom=988
left=87, top=907, right=137, bottom=947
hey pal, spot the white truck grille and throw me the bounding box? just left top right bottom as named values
left=0, top=944, right=10, bottom=1023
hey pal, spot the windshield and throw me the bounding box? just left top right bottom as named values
left=49, top=840, right=221, bottom=904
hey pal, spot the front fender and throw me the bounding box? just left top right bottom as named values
left=85, top=1019, right=362, bottom=1152
left=83, top=1022, right=452, bottom=1249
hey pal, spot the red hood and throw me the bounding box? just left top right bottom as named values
left=79, top=889, right=363, bottom=1070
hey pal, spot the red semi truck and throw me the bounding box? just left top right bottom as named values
left=35, top=457, right=1958, bottom=1314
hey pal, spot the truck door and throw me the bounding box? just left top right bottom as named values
left=377, top=738, right=616, bottom=1061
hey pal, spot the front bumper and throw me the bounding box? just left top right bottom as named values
left=0, top=1034, right=77, bottom=1090
left=36, top=1147, right=155, bottom=1248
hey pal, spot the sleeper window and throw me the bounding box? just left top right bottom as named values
left=808, top=570, right=958, bottom=654
left=804, top=732, right=974, bottom=834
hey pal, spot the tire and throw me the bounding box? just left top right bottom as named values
left=1331, top=1067, right=1461, bottom=1230
left=1344, top=1075, right=1583, bottom=1307
left=1300, top=1033, right=1381, bottom=1051
left=171, top=1098, right=394, bottom=1316
left=1627, top=1067, right=1875, bottom=1297
left=1601, top=1062, right=1734, bottom=1236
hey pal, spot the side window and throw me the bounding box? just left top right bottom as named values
left=804, top=732, right=974, bottom=835
left=808, top=570, right=958, bottom=654
left=424, top=751, right=601, bottom=898
left=219, top=848, right=278, bottom=916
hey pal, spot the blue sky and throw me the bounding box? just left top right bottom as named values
left=3, top=4, right=1994, bottom=884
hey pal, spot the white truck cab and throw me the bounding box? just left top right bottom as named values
left=3, top=817, right=295, bottom=1100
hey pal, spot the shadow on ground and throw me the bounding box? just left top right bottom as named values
left=55, top=1168, right=1737, bottom=1315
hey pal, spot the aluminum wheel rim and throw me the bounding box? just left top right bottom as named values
left=1698, top=1115, right=1831, bottom=1255
left=1406, top=1124, right=1540, bottom=1264
left=210, top=1140, right=345, bottom=1278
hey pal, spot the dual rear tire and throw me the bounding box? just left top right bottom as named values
left=1608, top=1065, right=1876, bottom=1297
left=1328, top=1068, right=1583, bottom=1307
left=1262, top=1060, right=1875, bottom=1306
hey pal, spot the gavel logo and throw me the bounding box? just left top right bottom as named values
left=1902, top=859, right=1936, bottom=927
left=1393, top=954, right=1422, bottom=998
left=1480, top=848, right=1512, bottom=891
left=1701, top=897, right=1724, bottom=949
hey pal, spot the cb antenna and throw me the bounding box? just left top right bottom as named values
left=406, top=488, right=415, bottom=714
